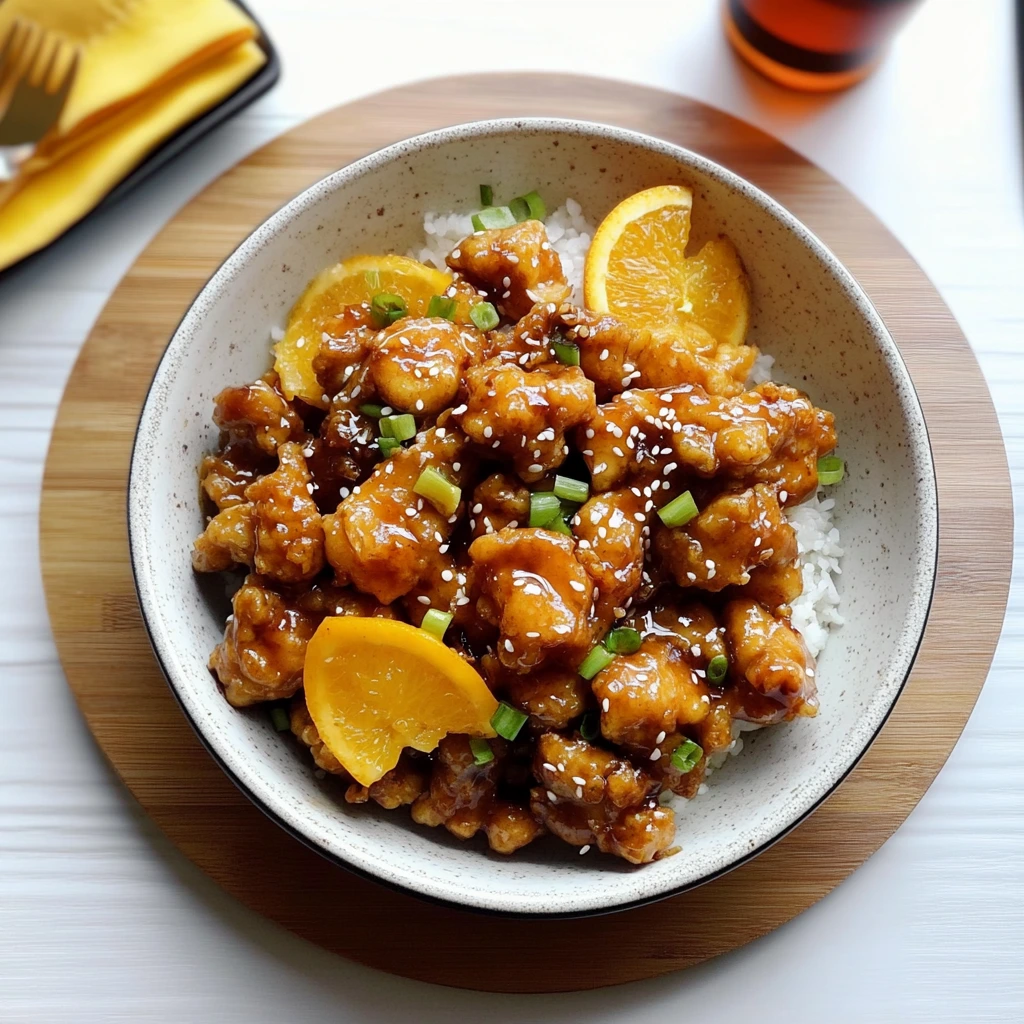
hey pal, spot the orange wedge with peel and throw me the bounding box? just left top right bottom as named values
left=303, top=616, right=498, bottom=786
left=274, top=255, right=453, bottom=408
left=584, top=185, right=750, bottom=347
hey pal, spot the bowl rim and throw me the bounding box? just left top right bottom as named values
left=128, top=116, right=939, bottom=918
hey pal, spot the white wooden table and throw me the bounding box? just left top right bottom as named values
left=2, top=1, right=1021, bottom=1020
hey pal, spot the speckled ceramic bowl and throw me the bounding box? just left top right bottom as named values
left=129, top=119, right=937, bottom=917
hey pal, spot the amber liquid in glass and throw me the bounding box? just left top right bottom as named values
left=724, top=0, right=923, bottom=92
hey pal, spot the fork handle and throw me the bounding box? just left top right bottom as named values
left=0, top=145, right=33, bottom=182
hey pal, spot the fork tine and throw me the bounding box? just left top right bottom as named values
left=54, top=45, right=80, bottom=99
left=15, top=20, right=44, bottom=84
left=36, top=32, right=62, bottom=92
left=0, top=19, right=25, bottom=83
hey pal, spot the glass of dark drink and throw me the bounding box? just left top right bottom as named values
left=723, top=0, right=924, bottom=92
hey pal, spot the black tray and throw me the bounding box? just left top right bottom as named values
left=2, top=0, right=280, bottom=275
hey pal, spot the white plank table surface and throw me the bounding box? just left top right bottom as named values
left=2, top=1, right=1022, bottom=1020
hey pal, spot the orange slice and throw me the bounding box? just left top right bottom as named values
left=584, top=185, right=750, bottom=347
left=274, top=255, right=453, bottom=408
left=303, top=617, right=498, bottom=786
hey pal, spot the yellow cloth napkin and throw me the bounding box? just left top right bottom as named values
left=0, top=0, right=267, bottom=271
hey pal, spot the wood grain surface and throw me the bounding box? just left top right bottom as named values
left=38, top=74, right=1012, bottom=993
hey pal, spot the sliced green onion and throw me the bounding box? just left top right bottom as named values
left=553, top=474, right=589, bottom=505
left=377, top=436, right=401, bottom=458
left=578, top=644, right=616, bottom=680
left=508, top=196, right=531, bottom=223
left=657, top=490, right=698, bottom=528
left=413, top=466, right=462, bottom=517
left=605, top=627, right=642, bottom=655
left=469, top=302, right=500, bottom=331
left=369, top=293, right=407, bottom=328
left=363, top=269, right=381, bottom=290
left=427, top=294, right=457, bottom=320
left=529, top=492, right=562, bottom=528
left=479, top=184, right=494, bottom=207
left=472, top=206, right=517, bottom=231
left=670, top=738, right=703, bottom=774
left=420, top=608, right=454, bottom=640
left=491, top=701, right=528, bottom=741
left=270, top=706, right=290, bottom=732
left=470, top=737, right=494, bottom=765
left=382, top=413, right=416, bottom=442
left=547, top=515, right=573, bottom=537
left=359, top=402, right=385, bottom=418
left=817, top=455, right=845, bottom=486
left=580, top=711, right=600, bottom=742
left=551, top=336, right=580, bottom=366
left=523, top=190, right=546, bottom=220
left=707, top=654, right=729, bottom=685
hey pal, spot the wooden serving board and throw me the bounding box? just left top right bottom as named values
left=39, top=74, right=1011, bottom=993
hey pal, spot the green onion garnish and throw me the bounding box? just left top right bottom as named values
left=523, top=190, right=546, bottom=220
left=359, top=402, right=385, bottom=418
left=508, top=196, right=531, bottom=223
left=491, top=701, right=528, bottom=741
left=529, top=492, right=562, bottom=528
left=413, top=466, right=462, bottom=518
left=657, top=490, right=698, bottom=528
left=479, top=184, right=494, bottom=207
left=817, top=455, right=845, bottom=486
left=605, top=627, right=642, bottom=655
left=427, top=294, right=457, bottom=320
left=420, top=608, right=453, bottom=640
left=553, top=475, right=589, bottom=505
left=551, top=337, right=580, bottom=366
left=580, top=711, right=600, bottom=742
left=370, top=293, right=407, bottom=328
left=670, top=739, right=703, bottom=774
left=547, top=515, right=573, bottom=537
left=707, top=654, right=729, bottom=685
left=472, top=206, right=517, bottom=232
left=377, top=436, right=401, bottom=458
left=381, top=413, right=416, bottom=442
left=470, top=737, right=494, bottom=765
left=469, top=302, right=499, bottom=331
left=270, top=706, right=290, bottom=732
left=363, top=269, right=381, bottom=290
left=578, top=644, right=616, bottom=680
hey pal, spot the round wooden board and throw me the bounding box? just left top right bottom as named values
left=40, top=74, right=1011, bottom=993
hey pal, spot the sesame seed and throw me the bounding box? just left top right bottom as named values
left=569, top=580, right=586, bottom=592
left=586, top=428, right=595, bottom=439
left=526, top=631, right=541, bottom=638
left=441, top=569, right=454, bottom=582
left=483, top=425, right=493, bottom=438
left=602, top=698, right=610, bottom=712
left=576, top=786, right=584, bottom=799
left=417, top=595, right=431, bottom=605
left=543, top=762, right=556, bottom=772
left=439, top=543, right=450, bottom=554
left=528, top=463, right=543, bottom=473
left=405, top=507, right=417, bottom=517
left=472, top=503, right=483, bottom=514
left=780, top=489, right=789, bottom=502
left=524, top=584, right=542, bottom=596
left=547, top=790, right=557, bottom=802
left=656, top=731, right=666, bottom=744
left=649, top=748, right=662, bottom=761
left=451, top=248, right=461, bottom=259
left=633, top=512, right=645, bottom=522
left=599, top=349, right=609, bottom=361
left=504, top=639, right=515, bottom=652
left=613, top=446, right=624, bottom=457
left=507, top=253, right=519, bottom=264
left=452, top=462, right=461, bottom=472
left=502, top=275, right=511, bottom=287
left=579, top=845, right=591, bottom=855
left=705, top=559, right=715, bottom=569
left=686, top=571, right=697, bottom=581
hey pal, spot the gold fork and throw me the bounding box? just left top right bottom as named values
left=0, top=20, right=80, bottom=181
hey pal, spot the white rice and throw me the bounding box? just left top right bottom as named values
left=415, top=200, right=842, bottom=794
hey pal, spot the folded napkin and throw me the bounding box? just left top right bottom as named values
left=0, top=0, right=267, bottom=271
